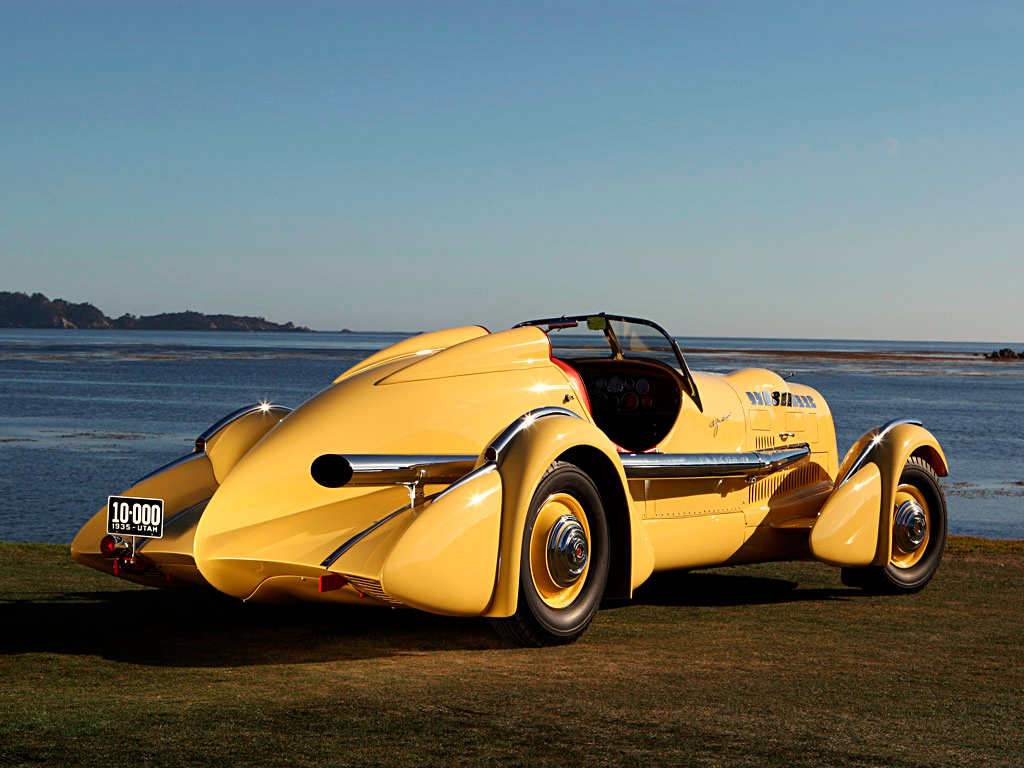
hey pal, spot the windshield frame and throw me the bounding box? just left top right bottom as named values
left=515, top=313, right=703, bottom=412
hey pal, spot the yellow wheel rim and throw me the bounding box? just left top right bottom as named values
left=529, top=492, right=591, bottom=609
left=891, top=484, right=930, bottom=569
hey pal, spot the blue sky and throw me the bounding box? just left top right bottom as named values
left=2, top=1, right=1022, bottom=341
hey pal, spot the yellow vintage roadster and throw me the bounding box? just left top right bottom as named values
left=72, top=314, right=948, bottom=646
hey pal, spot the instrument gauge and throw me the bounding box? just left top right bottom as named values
left=595, top=378, right=607, bottom=391
left=635, top=379, right=650, bottom=395
left=607, top=376, right=623, bottom=394
left=622, top=392, right=639, bottom=411
left=624, top=377, right=635, bottom=391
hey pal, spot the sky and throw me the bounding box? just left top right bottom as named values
left=2, top=1, right=1022, bottom=342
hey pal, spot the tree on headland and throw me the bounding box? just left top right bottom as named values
left=0, top=291, right=310, bottom=331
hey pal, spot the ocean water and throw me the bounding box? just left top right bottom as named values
left=1, top=328, right=1022, bottom=543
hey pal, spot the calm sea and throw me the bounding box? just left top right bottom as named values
left=1, top=328, right=1022, bottom=542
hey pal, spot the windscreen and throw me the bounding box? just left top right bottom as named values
left=607, top=319, right=680, bottom=367
left=516, top=313, right=704, bottom=412
left=523, top=315, right=682, bottom=370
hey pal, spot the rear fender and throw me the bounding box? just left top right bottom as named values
left=382, top=464, right=503, bottom=616
left=70, top=452, right=217, bottom=582
left=71, top=403, right=290, bottom=584
left=201, top=404, right=292, bottom=484
left=483, top=415, right=654, bottom=618
left=812, top=422, right=947, bottom=567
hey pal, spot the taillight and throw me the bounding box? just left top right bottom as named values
left=319, top=573, right=348, bottom=593
left=100, top=535, right=118, bottom=558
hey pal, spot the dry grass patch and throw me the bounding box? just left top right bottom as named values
left=1, top=538, right=1022, bottom=767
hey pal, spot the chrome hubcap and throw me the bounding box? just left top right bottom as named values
left=894, top=500, right=928, bottom=552
left=546, top=515, right=589, bottom=587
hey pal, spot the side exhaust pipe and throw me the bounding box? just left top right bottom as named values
left=310, top=444, right=811, bottom=489
left=618, top=444, right=811, bottom=481
left=310, top=454, right=477, bottom=488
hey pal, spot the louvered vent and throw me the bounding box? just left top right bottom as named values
left=344, top=575, right=404, bottom=606
left=755, top=435, right=775, bottom=450
left=748, top=463, right=828, bottom=505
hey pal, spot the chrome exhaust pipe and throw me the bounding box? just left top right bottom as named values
left=310, top=454, right=477, bottom=488
left=618, top=444, right=811, bottom=480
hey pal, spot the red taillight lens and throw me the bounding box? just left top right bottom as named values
left=319, top=573, right=348, bottom=593
left=100, top=535, right=117, bottom=558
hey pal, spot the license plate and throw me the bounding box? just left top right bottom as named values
left=107, top=496, right=164, bottom=538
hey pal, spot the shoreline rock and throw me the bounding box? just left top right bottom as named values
left=984, top=347, right=1024, bottom=361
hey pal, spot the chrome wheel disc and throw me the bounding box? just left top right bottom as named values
left=894, top=500, right=927, bottom=552
left=546, top=515, right=589, bottom=588
left=891, top=484, right=930, bottom=569
left=529, top=492, right=591, bottom=608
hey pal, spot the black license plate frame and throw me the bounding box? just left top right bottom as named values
left=106, top=495, right=164, bottom=538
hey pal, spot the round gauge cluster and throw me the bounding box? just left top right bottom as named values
left=590, top=375, right=654, bottom=411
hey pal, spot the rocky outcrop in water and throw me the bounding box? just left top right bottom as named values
left=0, top=291, right=311, bottom=332
left=984, top=348, right=1024, bottom=361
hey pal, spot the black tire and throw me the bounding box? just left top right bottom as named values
left=841, top=456, right=947, bottom=593
left=491, top=462, right=610, bottom=647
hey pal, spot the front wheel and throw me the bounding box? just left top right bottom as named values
left=841, top=456, right=947, bottom=593
left=491, top=462, right=609, bottom=647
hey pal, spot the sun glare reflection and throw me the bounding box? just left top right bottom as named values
left=469, top=486, right=499, bottom=506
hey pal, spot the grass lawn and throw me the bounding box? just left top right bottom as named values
left=1, top=537, right=1022, bottom=767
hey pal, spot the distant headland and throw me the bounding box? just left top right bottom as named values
left=0, top=291, right=311, bottom=332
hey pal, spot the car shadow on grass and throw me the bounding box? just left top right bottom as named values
left=617, top=569, right=853, bottom=608
left=0, top=586, right=504, bottom=667
left=0, top=569, right=857, bottom=665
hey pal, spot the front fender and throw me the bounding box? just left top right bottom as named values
left=483, top=415, right=654, bottom=618
left=812, top=422, right=948, bottom=567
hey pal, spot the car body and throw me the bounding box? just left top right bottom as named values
left=72, top=314, right=949, bottom=645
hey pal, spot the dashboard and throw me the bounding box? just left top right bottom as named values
left=566, top=359, right=683, bottom=452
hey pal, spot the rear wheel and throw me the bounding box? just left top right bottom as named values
left=841, top=456, right=947, bottom=592
left=491, top=462, right=609, bottom=647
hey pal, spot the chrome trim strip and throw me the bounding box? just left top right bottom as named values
left=134, top=496, right=211, bottom=552
left=433, top=462, right=498, bottom=502
left=197, top=403, right=293, bottom=444
left=487, top=406, right=581, bottom=458
left=132, top=452, right=208, bottom=486
left=619, top=444, right=811, bottom=480
left=836, top=418, right=923, bottom=490
left=320, top=503, right=414, bottom=569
